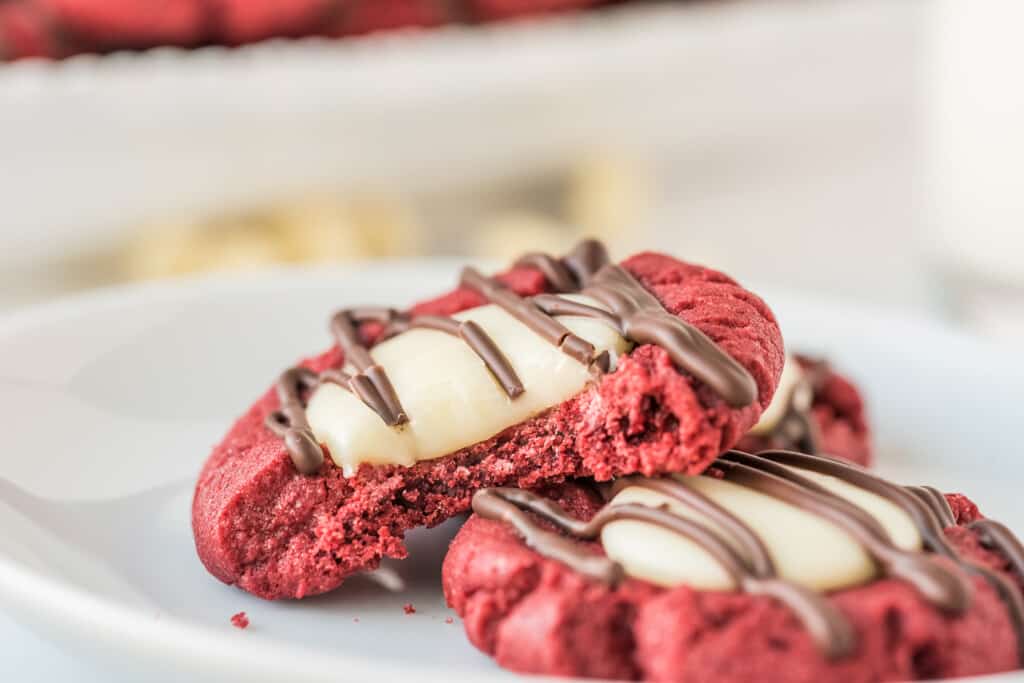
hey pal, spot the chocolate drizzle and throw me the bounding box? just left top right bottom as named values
left=718, top=452, right=970, bottom=613
left=269, top=239, right=758, bottom=473
left=752, top=450, right=1024, bottom=662
left=472, top=486, right=855, bottom=659
left=759, top=356, right=830, bottom=454
left=906, top=485, right=956, bottom=528
left=381, top=315, right=525, bottom=399
left=472, top=450, right=1024, bottom=663
left=265, top=367, right=325, bottom=474
left=459, top=266, right=604, bottom=369
left=511, top=239, right=612, bottom=290
left=971, top=519, right=1024, bottom=582
left=581, top=265, right=757, bottom=407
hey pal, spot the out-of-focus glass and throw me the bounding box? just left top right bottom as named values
left=923, top=0, right=1024, bottom=339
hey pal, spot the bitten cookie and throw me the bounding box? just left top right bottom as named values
left=738, top=355, right=872, bottom=466
left=192, top=241, right=784, bottom=599
left=444, top=450, right=1024, bottom=682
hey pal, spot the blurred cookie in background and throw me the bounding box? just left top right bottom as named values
left=564, top=149, right=651, bottom=250
left=119, top=148, right=648, bottom=282
left=123, top=193, right=422, bottom=280
left=472, top=149, right=651, bottom=261
left=471, top=212, right=580, bottom=263
left=738, top=354, right=873, bottom=466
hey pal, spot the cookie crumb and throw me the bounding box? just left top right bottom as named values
left=403, top=603, right=416, bottom=615
left=230, top=612, right=249, bottom=629
left=445, top=617, right=454, bottom=624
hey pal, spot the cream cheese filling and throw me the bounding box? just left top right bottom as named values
left=601, top=465, right=921, bottom=592
left=306, top=295, right=631, bottom=476
left=748, top=355, right=805, bottom=435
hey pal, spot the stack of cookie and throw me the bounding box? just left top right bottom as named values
left=192, top=240, right=1024, bottom=682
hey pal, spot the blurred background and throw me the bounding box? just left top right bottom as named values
left=0, top=0, right=1021, bottom=339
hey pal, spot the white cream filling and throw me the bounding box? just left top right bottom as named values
left=306, top=295, right=631, bottom=476
left=600, top=465, right=921, bottom=592
left=748, top=355, right=805, bottom=435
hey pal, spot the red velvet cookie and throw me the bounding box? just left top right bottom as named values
left=38, top=0, right=205, bottom=53
left=467, top=0, right=609, bottom=23
left=0, top=2, right=61, bottom=59
left=327, top=0, right=449, bottom=37
left=0, top=0, right=618, bottom=60
left=192, top=242, right=783, bottom=599
left=444, top=451, right=1024, bottom=682
left=738, top=356, right=872, bottom=466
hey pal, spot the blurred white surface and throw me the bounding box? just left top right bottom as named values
left=922, top=0, right=1024, bottom=338
left=0, top=614, right=106, bottom=683
left=925, top=0, right=1024, bottom=283
left=0, top=0, right=928, bottom=307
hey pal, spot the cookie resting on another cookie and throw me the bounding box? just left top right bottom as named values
left=443, top=450, right=1024, bottom=682
left=191, top=241, right=784, bottom=600
left=739, top=355, right=872, bottom=466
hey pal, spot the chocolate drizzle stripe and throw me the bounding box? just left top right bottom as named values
left=906, top=485, right=956, bottom=529
left=531, top=294, right=624, bottom=331
left=270, top=240, right=758, bottom=473
left=460, top=266, right=600, bottom=367
left=754, top=449, right=1024, bottom=663
left=971, top=519, right=1024, bottom=584
left=512, top=253, right=579, bottom=293
left=560, top=238, right=611, bottom=287
left=614, top=475, right=776, bottom=577
left=383, top=315, right=525, bottom=399
left=743, top=579, right=857, bottom=661
left=265, top=367, right=325, bottom=474
left=470, top=488, right=623, bottom=584
left=472, top=486, right=854, bottom=659
left=751, top=451, right=956, bottom=556
left=717, top=452, right=970, bottom=613
left=473, top=450, right=1024, bottom=663
left=581, top=265, right=757, bottom=407
left=757, top=356, right=829, bottom=455
left=330, top=309, right=408, bottom=425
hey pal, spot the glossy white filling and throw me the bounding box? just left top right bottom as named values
left=306, top=295, right=631, bottom=476
left=601, top=465, right=921, bottom=592
left=748, top=355, right=804, bottom=435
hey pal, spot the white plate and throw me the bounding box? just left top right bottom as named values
left=0, top=261, right=1022, bottom=682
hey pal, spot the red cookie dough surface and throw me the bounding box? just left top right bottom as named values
left=0, top=3, right=57, bottom=59
left=468, top=0, right=609, bottom=23
left=737, top=359, right=872, bottom=467
left=0, top=0, right=613, bottom=60
left=192, top=253, right=784, bottom=599
left=443, top=484, right=1022, bottom=682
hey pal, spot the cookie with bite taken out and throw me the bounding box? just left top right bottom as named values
left=191, top=240, right=784, bottom=599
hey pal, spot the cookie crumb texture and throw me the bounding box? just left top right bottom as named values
left=230, top=612, right=249, bottom=629
left=442, top=485, right=1021, bottom=682
left=192, top=253, right=783, bottom=600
